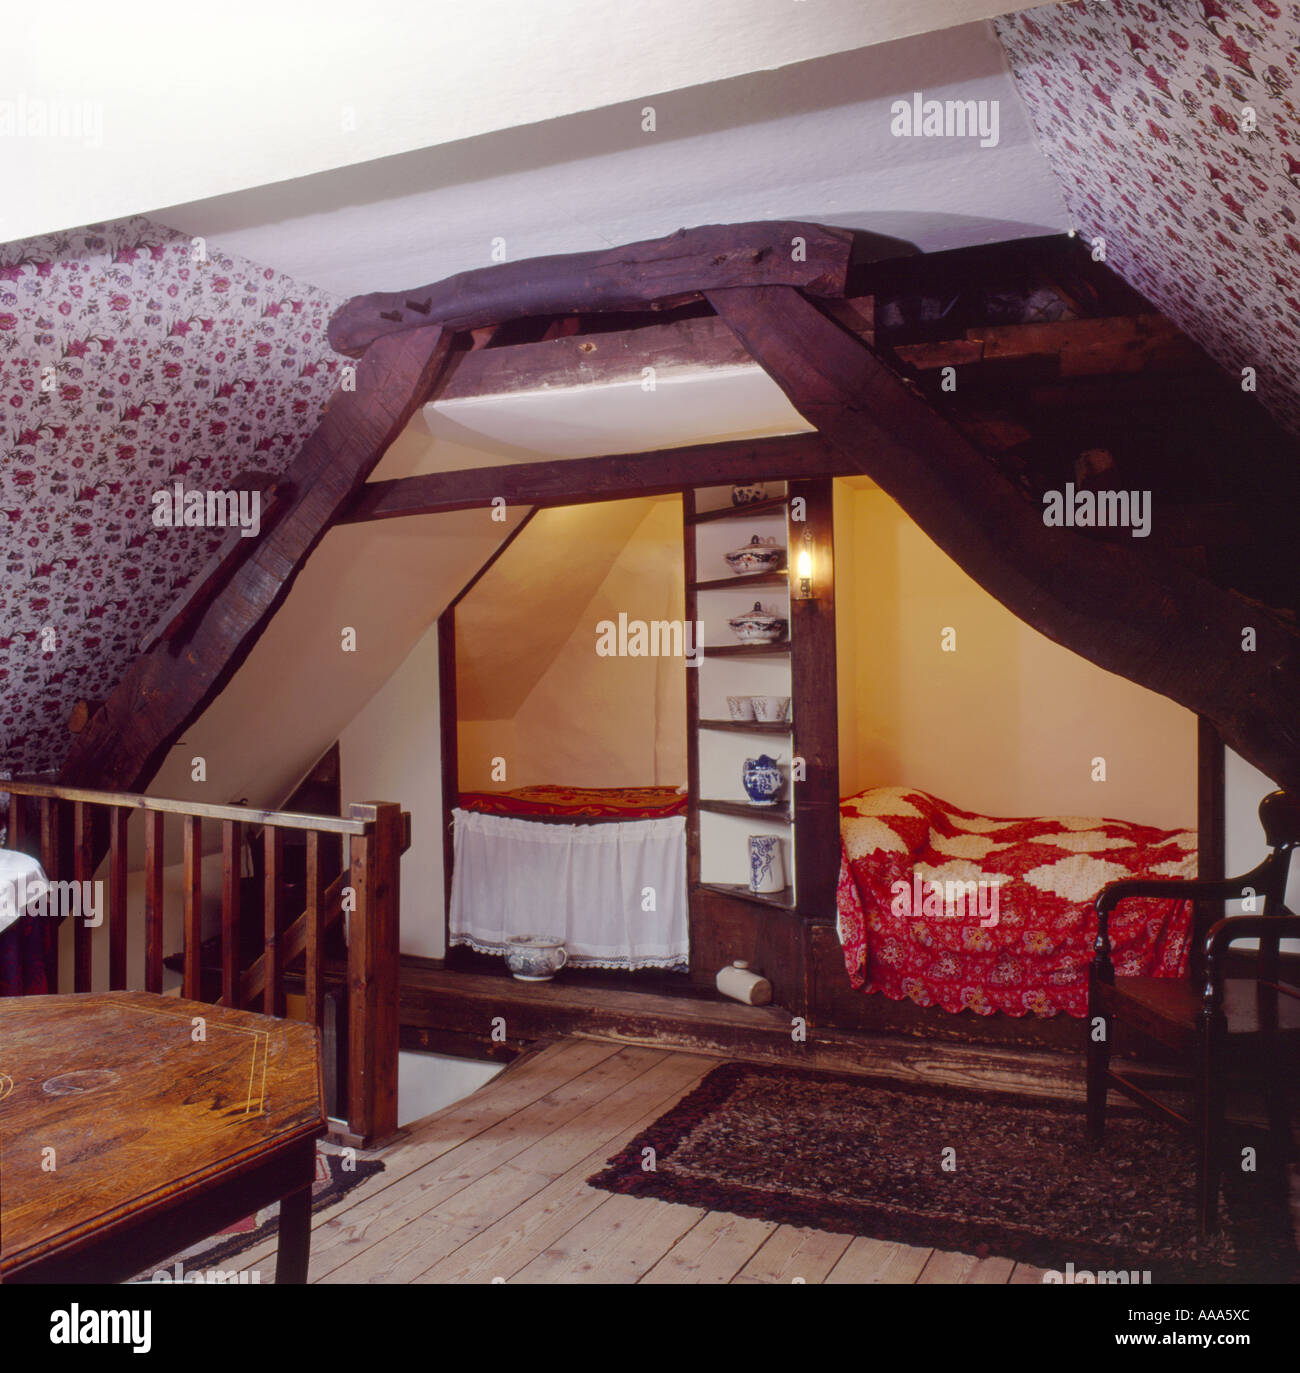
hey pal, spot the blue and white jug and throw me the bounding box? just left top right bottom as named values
left=748, top=834, right=785, bottom=894
left=742, top=754, right=784, bottom=806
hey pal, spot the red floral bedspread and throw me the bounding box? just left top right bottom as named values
left=836, top=787, right=1196, bottom=1018
left=458, top=785, right=687, bottom=820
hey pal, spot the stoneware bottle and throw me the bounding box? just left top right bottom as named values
left=716, top=959, right=773, bottom=1006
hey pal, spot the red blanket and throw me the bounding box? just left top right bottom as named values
left=836, top=787, right=1196, bottom=1018
left=458, top=785, right=686, bottom=820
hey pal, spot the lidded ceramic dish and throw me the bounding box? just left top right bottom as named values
left=724, top=536, right=784, bottom=576
left=727, top=601, right=787, bottom=644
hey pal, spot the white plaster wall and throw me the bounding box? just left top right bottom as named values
left=339, top=620, right=445, bottom=959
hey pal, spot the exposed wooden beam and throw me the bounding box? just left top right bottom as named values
left=137, top=474, right=293, bottom=654
left=327, top=221, right=854, bottom=357
left=892, top=315, right=1211, bottom=376
left=339, top=432, right=838, bottom=523
left=60, top=325, right=454, bottom=794
left=435, top=314, right=752, bottom=403
left=705, top=285, right=1300, bottom=795
left=431, top=299, right=873, bottom=406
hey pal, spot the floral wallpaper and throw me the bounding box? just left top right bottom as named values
left=996, top=0, right=1300, bottom=437
left=0, top=216, right=342, bottom=774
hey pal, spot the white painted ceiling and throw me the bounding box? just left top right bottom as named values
left=5, top=0, right=1063, bottom=246
left=151, top=20, right=1069, bottom=299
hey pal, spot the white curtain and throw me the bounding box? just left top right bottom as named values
left=449, top=808, right=688, bottom=970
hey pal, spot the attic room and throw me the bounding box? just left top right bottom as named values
left=2, top=0, right=1299, bottom=1315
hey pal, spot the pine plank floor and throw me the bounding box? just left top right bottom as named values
left=226, top=1037, right=1057, bottom=1285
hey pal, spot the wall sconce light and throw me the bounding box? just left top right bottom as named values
left=794, top=529, right=815, bottom=600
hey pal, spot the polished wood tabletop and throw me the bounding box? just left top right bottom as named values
left=0, top=990, right=325, bottom=1283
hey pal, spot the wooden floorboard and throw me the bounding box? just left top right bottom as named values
left=225, top=1036, right=1127, bottom=1285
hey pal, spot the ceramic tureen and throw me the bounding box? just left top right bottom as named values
left=724, top=535, right=784, bottom=576
left=727, top=601, right=787, bottom=644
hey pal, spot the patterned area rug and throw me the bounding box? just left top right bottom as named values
left=130, top=1146, right=384, bottom=1281
left=588, top=1062, right=1298, bottom=1284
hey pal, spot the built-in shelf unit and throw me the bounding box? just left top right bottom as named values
left=684, top=477, right=839, bottom=1014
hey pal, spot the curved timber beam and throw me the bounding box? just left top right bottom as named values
left=61, top=325, right=454, bottom=794
left=706, top=284, right=1300, bottom=795
left=328, top=221, right=854, bottom=357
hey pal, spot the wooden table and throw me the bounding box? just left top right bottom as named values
left=0, top=991, right=325, bottom=1284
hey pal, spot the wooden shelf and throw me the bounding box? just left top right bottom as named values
left=698, top=881, right=796, bottom=912
left=701, top=642, right=790, bottom=657
left=699, top=799, right=792, bottom=822
left=686, top=496, right=789, bottom=525
left=699, top=719, right=792, bottom=734
left=691, top=570, right=788, bottom=593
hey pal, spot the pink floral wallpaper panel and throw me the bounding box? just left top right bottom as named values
left=995, top=0, right=1300, bottom=436
left=0, top=216, right=342, bottom=774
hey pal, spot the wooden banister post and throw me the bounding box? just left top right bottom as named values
left=346, top=802, right=403, bottom=1145
left=73, top=801, right=95, bottom=993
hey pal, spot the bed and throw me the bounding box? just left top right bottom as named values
left=836, top=786, right=1197, bottom=1018
left=449, top=785, right=689, bottom=971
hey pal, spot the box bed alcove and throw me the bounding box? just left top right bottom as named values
left=431, top=460, right=1208, bottom=1057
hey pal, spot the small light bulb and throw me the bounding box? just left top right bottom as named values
left=796, top=548, right=813, bottom=579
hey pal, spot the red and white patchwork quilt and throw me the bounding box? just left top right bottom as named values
left=836, top=787, right=1196, bottom=1018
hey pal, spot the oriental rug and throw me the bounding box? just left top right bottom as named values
left=588, top=1061, right=1297, bottom=1284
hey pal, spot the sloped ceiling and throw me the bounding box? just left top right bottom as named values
left=148, top=507, right=528, bottom=813
left=6, top=0, right=1064, bottom=243
left=456, top=500, right=664, bottom=720
left=155, top=20, right=1069, bottom=296
left=995, top=0, right=1300, bottom=436
left=0, top=217, right=341, bottom=774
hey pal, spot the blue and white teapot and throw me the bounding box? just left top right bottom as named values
left=742, top=754, right=784, bottom=806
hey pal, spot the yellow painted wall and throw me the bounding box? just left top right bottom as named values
left=458, top=498, right=686, bottom=791
left=834, top=481, right=1196, bottom=829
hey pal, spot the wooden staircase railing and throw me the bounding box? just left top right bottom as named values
left=1, top=779, right=407, bottom=1147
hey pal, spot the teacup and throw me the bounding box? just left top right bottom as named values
left=751, top=696, right=791, bottom=723
left=726, top=696, right=755, bottom=721
left=505, top=935, right=568, bottom=981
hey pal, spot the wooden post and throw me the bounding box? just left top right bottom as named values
left=222, top=820, right=242, bottom=1010
left=788, top=478, right=839, bottom=919
left=108, top=808, right=129, bottom=990
left=39, top=798, right=61, bottom=883
left=39, top=799, right=62, bottom=991
left=8, top=791, right=31, bottom=857
left=305, top=830, right=325, bottom=1029
left=264, top=827, right=285, bottom=1018
left=1195, top=717, right=1226, bottom=987
left=144, top=812, right=165, bottom=994
left=437, top=611, right=458, bottom=943
left=73, top=801, right=95, bottom=993
left=182, top=815, right=202, bottom=1001
left=346, top=802, right=403, bottom=1145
